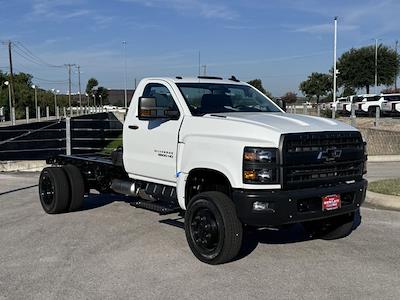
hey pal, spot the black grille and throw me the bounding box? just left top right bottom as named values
left=282, top=131, right=365, bottom=189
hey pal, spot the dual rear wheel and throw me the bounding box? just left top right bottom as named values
left=39, top=165, right=85, bottom=214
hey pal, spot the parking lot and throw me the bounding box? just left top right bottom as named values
left=1, top=163, right=400, bottom=299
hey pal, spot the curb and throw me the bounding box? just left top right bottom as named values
left=368, top=155, right=400, bottom=162
left=0, top=160, right=48, bottom=172
left=365, top=190, right=400, bottom=211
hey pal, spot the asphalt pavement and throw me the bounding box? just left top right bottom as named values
left=0, top=167, right=400, bottom=300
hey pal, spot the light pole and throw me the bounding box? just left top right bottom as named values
left=85, top=93, right=89, bottom=106
left=99, top=94, right=103, bottom=107
left=4, top=81, right=13, bottom=123
left=373, top=38, right=381, bottom=94
left=374, top=38, right=378, bottom=93
left=92, top=94, right=96, bottom=106
left=332, top=16, right=338, bottom=119
left=122, top=41, right=128, bottom=108
left=396, top=40, right=398, bottom=90
left=31, top=85, right=38, bottom=120
left=51, top=89, right=59, bottom=115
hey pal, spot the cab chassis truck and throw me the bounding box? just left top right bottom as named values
left=38, top=76, right=368, bottom=264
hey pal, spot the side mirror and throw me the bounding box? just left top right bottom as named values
left=138, top=97, right=157, bottom=118
left=138, top=97, right=180, bottom=119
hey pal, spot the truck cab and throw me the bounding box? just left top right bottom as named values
left=40, top=76, right=368, bottom=264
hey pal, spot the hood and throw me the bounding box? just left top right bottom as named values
left=207, top=112, right=355, bottom=134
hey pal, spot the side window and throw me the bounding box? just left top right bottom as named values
left=142, top=83, right=178, bottom=111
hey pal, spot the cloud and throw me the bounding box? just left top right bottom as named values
left=120, top=0, right=237, bottom=20
left=286, top=0, right=400, bottom=38
left=293, top=23, right=359, bottom=34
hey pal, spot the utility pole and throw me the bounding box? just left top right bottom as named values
left=122, top=41, right=128, bottom=108
left=395, top=40, right=398, bottom=90
left=202, top=65, right=207, bottom=76
left=7, top=41, right=15, bottom=109
left=332, top=17, right=338, bottom=119
left=77, top=65, right=82, bottom=107
left=198, top=51, right=201, bottom=76
left=65, top=64, right=76, bottom=116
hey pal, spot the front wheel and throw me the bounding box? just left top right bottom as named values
left=303, top=210, right=360, bottom=240
left=185, top=192, right=243, bottom=264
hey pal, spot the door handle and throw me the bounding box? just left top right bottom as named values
left=129, top=125, right=139, bottom=130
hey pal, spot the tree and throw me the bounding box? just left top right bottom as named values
left=299, top=72, right=332, bottom=104
left=341, top=86, right=356, bottom=97
left=85, top=78, right=98, bottom=95
left=336, top=45, right=400, bottom=93
left=247, top=79, right=273, bottom=98
left=381, top=87, right=400, bottom=94
left=281, top=92, right=297, bottom=104
left=96, top=86, right=109, bottom=105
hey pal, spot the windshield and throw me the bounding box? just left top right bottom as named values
left=383, top=95, right=400, bottom=101
left=176, top=83, right=281, bottom=116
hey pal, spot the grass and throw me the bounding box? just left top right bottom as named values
left=368, top=178, right=400, bottom=196
left=100, top=134, right=122, bottom=155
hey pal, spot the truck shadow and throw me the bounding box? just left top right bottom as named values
left=237, top=225, right=311, bottom=260
left=159, top=216, right=312, bottom=260
left=81, top=193, right=133, bottom=211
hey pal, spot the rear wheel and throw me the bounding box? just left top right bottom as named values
left=39, top=167, right=70, bottom=214
left=185, top=191, right=243, bottom=264
left=62, top=164, right=85, bottom=212
left=303, top=211, right=358, bottom=240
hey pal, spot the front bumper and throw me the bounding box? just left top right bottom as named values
left=232, top=179, right=367, bottom=227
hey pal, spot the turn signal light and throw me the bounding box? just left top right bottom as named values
left=243, top=170, right=257, bottom=181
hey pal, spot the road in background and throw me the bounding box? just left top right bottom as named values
left=0, top=170, right=399, bottom=299
left=366, top=161, right=400, bottom=181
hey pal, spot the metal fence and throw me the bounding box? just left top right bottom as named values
left=286, top=103, right=391, bottom=128
left=0, top=105, right=110, bottom=127
left=0, top=112, right=123, bottom=161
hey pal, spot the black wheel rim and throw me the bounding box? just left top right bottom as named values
left=40, top=174, right=55, bottom=207
left=190, top=207, right=220, bottom=254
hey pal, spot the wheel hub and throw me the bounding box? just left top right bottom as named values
left=190, top=208, right=219, bottom=251
left=40, top=175, right=55, bottom=206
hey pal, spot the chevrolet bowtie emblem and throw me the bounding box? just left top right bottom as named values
left=317, top=147, right=342, bottom=162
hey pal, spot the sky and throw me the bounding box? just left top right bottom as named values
left=0, top=0, right=400, bottom=96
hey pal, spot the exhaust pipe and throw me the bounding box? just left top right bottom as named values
left=111, top=179, right=136, bottom=196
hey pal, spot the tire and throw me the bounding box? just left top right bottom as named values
left=62, top=164, right=85, bottom=212
left=303, top=211, right=358, bottom=240
left=39, top=167, right=70, bottom=214
left=185, top=191, right=243, bottom=265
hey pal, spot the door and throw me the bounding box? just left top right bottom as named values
left=124, top=81, right=183, bottom=185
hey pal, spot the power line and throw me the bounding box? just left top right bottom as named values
left=13, top=41, right=64, bottom=68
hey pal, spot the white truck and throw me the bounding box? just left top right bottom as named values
left=38, top=76, right=368, bottom=264
left=380, top=93, right=400, bottom=116
left=354, top=94, right=384, bottom=116
left=332, top=97, right=351, bottom=115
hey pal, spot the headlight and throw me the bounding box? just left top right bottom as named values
left=243, top=148, right=276, bottom=163
left=243, top=147, right=279, bottom=184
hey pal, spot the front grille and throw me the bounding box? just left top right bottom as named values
left=282, top=131, right=365, bottom=189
